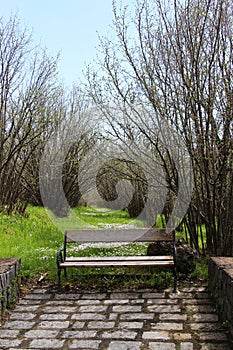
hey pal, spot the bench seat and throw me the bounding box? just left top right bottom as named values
left=60, top=256, right=174, bottom=268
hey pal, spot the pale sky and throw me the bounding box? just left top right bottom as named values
left=0, top=0, right=121, bottom=87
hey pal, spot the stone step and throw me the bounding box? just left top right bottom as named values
left=0, top=286, right=232, bottom=349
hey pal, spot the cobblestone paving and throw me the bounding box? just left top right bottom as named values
left=0, top=286, right=232, bottom=349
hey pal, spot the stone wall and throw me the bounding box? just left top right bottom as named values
left=0, top=258, right=21, bottom=315
left=208, top=257, right=233, bottom=337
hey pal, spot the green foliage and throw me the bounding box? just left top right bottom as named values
left=0, top=294, right=6, bottom=302
left=189, top=258, right=208, bottom=282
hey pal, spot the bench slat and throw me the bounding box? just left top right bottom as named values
left=66, top=256, right=173, bottom=262
left=66, top=228, right=174, bottom=243
left=60, top=260, right=174, bottom=268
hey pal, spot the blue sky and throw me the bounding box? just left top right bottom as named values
left=0, top=1, right=119, bottom=87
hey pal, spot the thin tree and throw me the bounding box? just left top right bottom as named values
left=0, top=15, right=59, bottom=214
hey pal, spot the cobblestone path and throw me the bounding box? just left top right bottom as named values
left=0, top=286, right=232, bottom=350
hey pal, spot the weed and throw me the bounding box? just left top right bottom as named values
left=189, top=257, right=208, bottom=282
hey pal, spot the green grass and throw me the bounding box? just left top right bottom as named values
left=0, top=205, right=207, bottom=291
left=75, top=206, right=145, bottom=227
left=0, top=206, right=62, bottom=279
left=0, top=206, right=152, bottom=285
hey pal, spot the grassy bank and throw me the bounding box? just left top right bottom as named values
left=0, top=205, right=207, bottom=291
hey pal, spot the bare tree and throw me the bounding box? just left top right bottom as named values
left=39, top=87, right=99, bottom=217
left=87, top=0, right=233, bottom=255
left=96, top=158, right=148, bottom=218
left=0, top=15, right=59, bottom=214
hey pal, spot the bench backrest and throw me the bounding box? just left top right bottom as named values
left=65, top=228, right=175, bottom=243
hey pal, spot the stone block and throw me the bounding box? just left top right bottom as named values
left=208, top=257, right=233, bottom=338
left=0, top=258, right=21, bottom=315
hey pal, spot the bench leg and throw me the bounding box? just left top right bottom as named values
left=173, top=265, right=177, bottom=293
left=57, top=267, right=62, bottom=294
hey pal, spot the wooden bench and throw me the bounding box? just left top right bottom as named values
left=57, top=228, right=177, bottom=293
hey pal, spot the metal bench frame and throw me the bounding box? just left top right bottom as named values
left=57, top=228, right=177, bottom=293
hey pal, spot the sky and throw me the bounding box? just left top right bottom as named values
left=0, top=0, right=119, bottom=88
